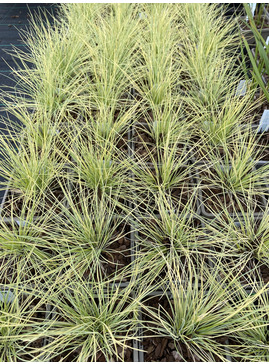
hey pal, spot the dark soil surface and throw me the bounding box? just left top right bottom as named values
left=82, top=223, right=132, bottom=281
left=100, top=224, right=132, bottom=279
left=133, top=124, right=156, bottom=161
left=116, top=132, right=131, bottom=155
left=142, top=335, right=228, bottom=362
left=259, top=263, right=269, bottom=283
left=133, top=122, right=186, bottom=162
left=201, top=187, right=266, bottom=215
left=18, top=338, right=46, bottom=361
left=51, top=342, right=133, bottom=362
left=1, top=186, right=65, bottom=218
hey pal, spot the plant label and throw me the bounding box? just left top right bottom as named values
left=235, top=80, right=247, bottom=96
left=0, top=290, right=15, bottom=304
left=246, top=3, right=256, bottom=21
left=49, top=129, right=60, bottom=135
left=138, top=12, right=147, bottom=19
left=258, top=110, right=269, bottom=132
left=201, top=120, right=210, bottom=128
left=15, top=219, right=27, bottom=227
left=152, top=120, right=159, bottom=130
left=265, top=36, right=269, bottom=49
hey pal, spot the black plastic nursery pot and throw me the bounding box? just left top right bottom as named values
left=238, top=6, right=269, bottom=45
left=240, top=25, right=269, bottom=46
left=95, top=221, right=133, bottom=282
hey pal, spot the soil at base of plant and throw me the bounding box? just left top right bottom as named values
left=133, top=121, right=186, bottom=163
left=82, top=223, right=132, bottom=281
left=201, top=187, right=265, bottom=215
left=1, top=187, right=65, bottom=218
left=50, top=341, right=133, bottom=361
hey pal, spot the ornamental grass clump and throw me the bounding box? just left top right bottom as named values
left=0, top=202, right=61, bottom=285
left=145, top=99, right=193, bottom=149
left=199, top=132, right=269, bottom=196
left=178, top=3, right=240, bottom=105
left=139, top=257, right=269, bottom=362
left=133, top=191, right=208, bottom=281
left=0, top=282, right=54, bottom=361
left=37, top=275, right=145, bottom=362
left=0, top=113, right=66, bottom=200
left=68, top=130, right=131, bottom=201
left=134, top=4, right=184, bottom=107
left=228, top=279, right=269, bottom=362
left=202, top=197, right=269, bottom=265
left=49, top=186, right=133, bottom=281
left=2, top=10, right=90, bottom=119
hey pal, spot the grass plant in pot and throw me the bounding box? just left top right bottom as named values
left=0, top=280, right=55, bottom=361
left=136, top=256, right=269, bottom=362
left=132, top=191, right=206, bottom=284
left=49, top=186, right=134, bottom=283
left=197, top=132, right=269, bottom=218
left=200, top=198, right=269, bottom=284
left=35, top=271, right=153, bottom=362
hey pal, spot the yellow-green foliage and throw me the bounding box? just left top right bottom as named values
left=0, top=3, right=268, bottom=362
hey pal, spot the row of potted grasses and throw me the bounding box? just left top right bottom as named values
left=0, top=3, right=268, bottom=362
